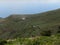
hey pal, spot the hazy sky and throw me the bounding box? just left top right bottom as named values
left=0, top=0, right=60, bottom=17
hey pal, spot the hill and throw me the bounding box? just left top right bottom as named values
left=0, top=9, right=60, bottom=39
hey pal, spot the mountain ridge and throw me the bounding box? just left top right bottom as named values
left=0, top=9, right=60, bottom=39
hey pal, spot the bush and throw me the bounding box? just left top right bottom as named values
left=40, top=30, right=51, bottom=36
left=0, top=40, right=7, bottom=45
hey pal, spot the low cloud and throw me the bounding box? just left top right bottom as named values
left=0, top=0, right=60, bottom=3
left=41, top=0, right=60, bottom=4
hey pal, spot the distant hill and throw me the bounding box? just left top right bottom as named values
left=0, top=9, right=60, bottom=39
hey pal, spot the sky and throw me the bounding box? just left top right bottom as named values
left=0, top=0, right=60, bottom=18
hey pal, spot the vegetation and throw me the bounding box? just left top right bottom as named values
left=0, top=9, right=60, bottom=39
left=0, top=33, right=59, bottom=45
left=0, top=9, right=60, bottom=45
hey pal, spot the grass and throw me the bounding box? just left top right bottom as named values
left=5, top=33, right=60, bottom=45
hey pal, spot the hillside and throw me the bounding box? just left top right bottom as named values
left=5, top=34, right=60, bottom=45
left=0, top=9, right=60, bottom=39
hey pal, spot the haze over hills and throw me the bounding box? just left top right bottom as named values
left=0, top=9, right=60, bottom=39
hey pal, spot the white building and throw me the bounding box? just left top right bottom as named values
left=22, top=17, right=26, bottom=20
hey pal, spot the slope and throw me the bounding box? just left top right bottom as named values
left=0, top=9, right=60, bottom=39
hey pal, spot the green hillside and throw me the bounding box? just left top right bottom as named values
left=0, top=9, right=60, bottom=39
left=6, top=34, right=60, bottom=45
left=1, top=34, right=60, bottom=45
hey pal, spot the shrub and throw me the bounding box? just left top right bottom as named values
left=40, top=30, right=51, bottom=36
